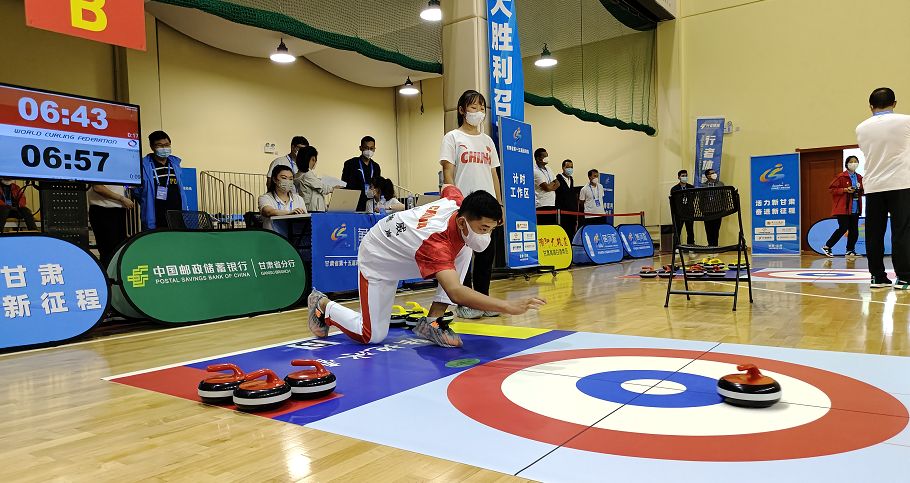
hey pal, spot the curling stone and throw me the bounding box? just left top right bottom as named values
left=639, top=266, right=658, bottom=279
left=197, top=363, right=245, bottom=404
left=728, top=263, right=749, bottom=271
left=658, top=265, right=675, bottom=279
left=284, top=359, right=337, bottom=399
left=706, top=266, right=726, bottom=278
left=390, top=305, right=409, bottom=328
left=232, top=368, right=291, bottom=411
left=687, top=264, right=706, bottom=277
left=717, top=363, right=782, bottom=408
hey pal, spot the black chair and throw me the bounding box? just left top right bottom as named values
left=665, top=186, right=753, bottom=311
left=166, top=210, right=215, bottom=230
left=243, top=211, right=264, bottom=229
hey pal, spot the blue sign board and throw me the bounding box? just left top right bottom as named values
left=807, top=217, right=889, bottom=256
left=499, top=117, right=539, bottom=268
left=618, top=224, right=654, bottom=258
left=0, top=234, right=108, bottom=349
left=751, top=153, right=801, bottom=255
left=311, top=212, right=381, bottom=293
left=572, top=224, right=624, bottom=265
left=180, top=167, right=198, bottom=212
left=487, top=0, right=524, bottom=128
left=694, top=118, right=725, bottom=187
left=600, top=173, right=615, bottom=225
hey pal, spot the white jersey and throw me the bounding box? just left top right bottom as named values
left=439, top=129, right=501, bottom=196
left=856, top=112, right=910, bottom=193
left=358, top=186, right=466, bottom=281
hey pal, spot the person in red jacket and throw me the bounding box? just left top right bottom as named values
left=823, top=156, right=864, bottom=258
left=0, top=179, right=38, bottom=231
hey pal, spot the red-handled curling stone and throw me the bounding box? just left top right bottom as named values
left=284, top=359, right=337, bottom=399
left=197, top=363, right=245, bottom=404
left=717, top=363, right=782, bottom=408
left=232, top=368, right=291, bottom=411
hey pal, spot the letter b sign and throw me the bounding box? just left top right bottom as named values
left=25, top=0, right=146, bottom=51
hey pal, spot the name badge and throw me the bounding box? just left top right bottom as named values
left=156, top=186, right=169, bottom=200
left=594, top=199, right=601, bottom=207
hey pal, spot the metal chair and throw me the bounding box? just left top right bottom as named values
left=166, top=210, right=215, bottom=230
left=665, top=186, right=753, bottom=311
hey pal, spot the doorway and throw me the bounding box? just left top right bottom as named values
left=797, top=145, right=857, bottom=252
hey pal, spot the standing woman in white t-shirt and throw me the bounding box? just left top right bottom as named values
left=439, top=90, right=503, bottom=319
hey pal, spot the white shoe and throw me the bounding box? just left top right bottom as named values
left=455, top=305, right=483, bottom=319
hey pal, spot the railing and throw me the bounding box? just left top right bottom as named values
left=199, top=171, right=267, bottom=229
left=227, top=183, right=256, bottom=229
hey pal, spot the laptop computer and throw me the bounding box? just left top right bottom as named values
left=326, top=188, right=364, bottom=212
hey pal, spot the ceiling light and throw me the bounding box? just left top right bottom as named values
left=270, top=38, right=296, bottom=63
left=420, top=0, right=442, bottom=22
left=534, top=43, right=557, bottom=68
left=399, top=77, right=420, bottom=96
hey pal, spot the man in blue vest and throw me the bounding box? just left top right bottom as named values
left=136, top=131, right=188, bottom=230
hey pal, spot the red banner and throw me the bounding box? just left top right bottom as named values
left=24, top=0, right=146, bottom=51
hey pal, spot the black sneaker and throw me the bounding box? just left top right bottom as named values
left=822, top=246, right=834, bottom=258
left=845, top=251, right=858, bottom=259
left=895, top=280, right=910, bottom=290
left=871, top=276, right=893, bottom=289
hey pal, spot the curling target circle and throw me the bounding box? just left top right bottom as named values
left=750, top=269, right=892, bottom=283
left=447, top=348, right=908, bottom=461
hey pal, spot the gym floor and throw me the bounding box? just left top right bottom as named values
left=0, top=254, right=907, bottom=481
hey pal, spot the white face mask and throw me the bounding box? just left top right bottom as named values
left=541, top=157, right=549, bottom=165
left=590, top=178, right=599, bottom=186
left=708, top=173, right=718, bottom=180
left=460, top=217, right=492, bottom=252
left=680, top=176, right=689, bottom=183
left=362, top=149, right=374, bottom=159
left=277, top=179, right=294, bottom=192
left=564, top=168, right=574, bottom=176
left=465, top=111, right=486, bottom=127
left=847, top=163, right=859, bottom=172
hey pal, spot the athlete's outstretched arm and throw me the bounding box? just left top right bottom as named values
left=435, top=269, right=546, bottom=315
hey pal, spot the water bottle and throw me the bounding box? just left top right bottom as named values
left=379, top=195, right=387, bottom=216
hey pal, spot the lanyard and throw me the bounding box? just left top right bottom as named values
left=873, top=110, right=894, bottom=116
left=538, top=166, right=551, bottom=183
left=273, top=192, right=293, bottom=211
left=589, top=184, right=599, bottom=199
left=287, top=155, right=296, bottom=170
left=359, top=160, right=373, bottom=187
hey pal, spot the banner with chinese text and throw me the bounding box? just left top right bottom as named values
left=694, top=117, right=725, bottom=186
left=311, top=213, right=381, bottom=293
left=499, top=117, right=539, bottom=268
left=487, top=0, right=524, bottom=128
left=751, top=153, right=801, bottom=255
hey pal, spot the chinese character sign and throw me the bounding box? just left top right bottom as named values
left=487, top=0, right=524, bottom=128
left=0, top=235, right=108, bottom=349
left=751, top=153, right=801, bottom=255
left=694, top=117, right=725, bottom=187
left=500, top=117, right=539, bottom=268
left=311, top=213, right=383, bottom=292
left=599, top=173, right=615, bottom=225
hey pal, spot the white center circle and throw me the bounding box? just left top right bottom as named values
left=621, top=379, right=686, bottom=394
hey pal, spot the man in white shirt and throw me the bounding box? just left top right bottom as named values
left=267, top=136, right=309, bottom=182
left=856, top=87, right=910, bottom=289
left=578, top=169, right=607, bottom=226
left=533, top=148, right=559, bottom=226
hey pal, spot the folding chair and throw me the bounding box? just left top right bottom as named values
left=166, top=210, right=215, bottom=230
left=665, top=186, right=753, bottom=311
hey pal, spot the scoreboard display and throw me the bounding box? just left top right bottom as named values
left=0, top=83, right=141, bottom=185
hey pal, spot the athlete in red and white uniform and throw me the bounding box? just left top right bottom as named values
left=307, top=185, right=546, bottom=347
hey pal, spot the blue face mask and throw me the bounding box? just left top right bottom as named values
left=680, top=176, right=688, bottom=183
left=154, top=147, right=172, bottom=158
left=565, top=168, right=574, bottom=176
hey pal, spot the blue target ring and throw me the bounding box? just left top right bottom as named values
left=576, top=370, right=722, bottom=408
left=796, top=272, right=852, bottom=278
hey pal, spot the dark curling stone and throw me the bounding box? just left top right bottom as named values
left=717, top=363, right=782, bottom=408
left=197, top=363, right=245, bottom=404
left=232, top=369, right=291, bottom=411
left=284, top=359, right=337, bottom=400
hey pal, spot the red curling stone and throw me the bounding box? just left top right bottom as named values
left=232, top=368, right=291, bottom=411
left=717, top=363, right=782, bottom=408
left=284, top=359, right=337, bottom=399
left=197, top=363, right=245, bottom=404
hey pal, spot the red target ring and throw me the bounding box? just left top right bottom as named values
left=447, top=348, right=908, bottom=461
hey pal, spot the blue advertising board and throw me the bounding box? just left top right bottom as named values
left=311, top=212, right=381, bottom=293
left=807, top=217, right=889, bottom=256
left=499, top=117, right=539, bottom=268
left=571, top=224, right=623, bottom=265
left=694, top=118, right=725, bottom=187
left=617, top=224, right=655, bottom=258
left=179, top=167, right=197, bottom=212
left=751, top=153, right=801, bottom=255
left=600, top=173, right=615, bottom=225
left=487, top=0, right=524, bottom=128
left=0, top=234, right=108, bottom=349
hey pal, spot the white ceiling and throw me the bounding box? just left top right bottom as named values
left=144, top=1, right=441, bottom=88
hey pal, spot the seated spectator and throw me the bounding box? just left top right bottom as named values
left=0, top=179, right=37, bottom=231
left=88, top=184, right=134, bottom=267
left=365, top=177, right=405, bottom=213
left=295, top=146, right=341, bottom=212
left=259, top=165, right=308, bottom=237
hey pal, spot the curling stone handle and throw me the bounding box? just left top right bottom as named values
left=405, top=301, right=425, bottom=312
left=291, top=359, right=330, bottom=375
left=206, top=363, right=243, bottom=377
left=243, top=368, right=282, bottom=383
left=736, top=363, right=763, bottom=380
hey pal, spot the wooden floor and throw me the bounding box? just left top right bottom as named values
left=0, top=253, right=907, bottom=481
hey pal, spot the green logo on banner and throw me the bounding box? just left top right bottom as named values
left=445, top=358, right=481, bottom=368
left=110, top=230, right=306, bottom=323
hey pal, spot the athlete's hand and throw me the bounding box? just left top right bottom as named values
left=505, top=296, right=547, bottom=315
